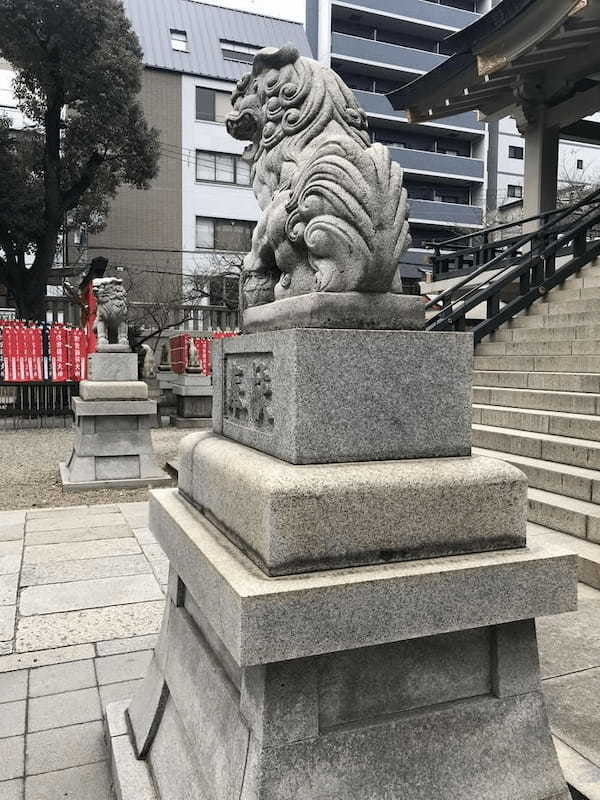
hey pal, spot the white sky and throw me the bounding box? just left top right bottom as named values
left=193, top=0, right=306, bottom=23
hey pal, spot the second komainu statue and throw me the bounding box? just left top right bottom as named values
left=226, top=45, right=411, bottom=309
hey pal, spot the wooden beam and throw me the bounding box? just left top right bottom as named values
left=546, top=80, right=600, bottom=129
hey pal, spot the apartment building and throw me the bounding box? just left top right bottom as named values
left=305, top=0, right=495, bottom=277
left=87, top=0, right=310, bottom=302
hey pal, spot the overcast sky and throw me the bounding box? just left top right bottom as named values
left=194, top=0, right=305, bottom=23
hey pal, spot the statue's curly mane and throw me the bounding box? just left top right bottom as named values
left=227, top=46, right=411, bottom=303
left=94, top=284, right=127, bottom=322
left=232, top=49, right=371, bottom=191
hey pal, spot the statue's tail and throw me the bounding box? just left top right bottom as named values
left=285, top=141, right=411, bottom=293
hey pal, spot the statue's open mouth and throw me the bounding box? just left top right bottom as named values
left=226, top=109, right=259, bottom=142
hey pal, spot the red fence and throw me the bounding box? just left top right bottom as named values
left=169, top=332, right=237, bottom=376
left=0, top=321, right=89, bottom=383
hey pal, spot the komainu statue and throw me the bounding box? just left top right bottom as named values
left=92, top=277, right=129, bottom=351
left=226, top=45, right=411, bottom=308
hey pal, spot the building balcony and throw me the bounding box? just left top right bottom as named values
left=409, top=199, right=483, bottom=227
left=353, top=90, right=484, bottom=132
left=331, top=0, right=479, bottom=33
left=331, top=33, right=445, bottom=75
left=390, top=146, right=484, bottom=181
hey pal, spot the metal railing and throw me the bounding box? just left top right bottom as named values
left=0, top=383, right=78, bottom=429
left=425, top=187, right=600, bottom=344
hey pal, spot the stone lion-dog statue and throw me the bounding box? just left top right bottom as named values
left=226, top=45, right=410, bottom=309
left=92, top=277, right=129, bottom=350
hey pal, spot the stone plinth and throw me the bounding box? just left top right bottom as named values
left=213, top=329, right=472, bottom=464
left=171, top=374, right=213, bottom=421
left=243, top=291, right=425, bottom=333
left=61, top=354, right=170, bottom=490
left=181, top=432, right=526, bottom=575
left=105, top=488, right=575, bottom=800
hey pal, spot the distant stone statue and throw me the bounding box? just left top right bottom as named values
left=158, top=342, right=171, bottom=372
left=92, top=278, right=129, bottom=351
left=186, top=338, right=202, bottom=374
left=141, top=344, right=156, bottom=379
left=226, top=45, right=411, bottom=309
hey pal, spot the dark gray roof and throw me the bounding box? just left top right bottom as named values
left=122, top=0, right=310, bottom=82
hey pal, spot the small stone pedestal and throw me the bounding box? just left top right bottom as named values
left=105, top=299, right=576, bottom=800
left=170, top=374, right=213, bottom=429
left=60, top=353, right=170, bottom=490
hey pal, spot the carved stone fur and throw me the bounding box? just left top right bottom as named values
left=226, top=45, right=411, bottom=308
left=92, top=278, right=129, bottom=349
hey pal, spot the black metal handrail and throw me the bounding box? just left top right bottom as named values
left=425, top=187, right=600, bottom=344
left=428, top=186, right=600, bottom=279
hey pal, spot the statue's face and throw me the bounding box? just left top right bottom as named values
left=226, top=73, right=264, bottom=146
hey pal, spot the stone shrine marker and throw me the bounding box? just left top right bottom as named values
left=60, top=278, right=169, bottom=490
left=105, top=47, right=576, bottom=799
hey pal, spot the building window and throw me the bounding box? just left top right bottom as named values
left=577, top=159, right=584, bottom=170
left=195, top=151, right=252, bottom=185
left=170, top=29, right=188, bottom=52
left=508, top=145, right=524, bottom=160
left=195, top=217, right=255, bottom=251
left=507, top=184, right=523, bottom=199
left=195, top=88, right=232, bottom=123
left=221, top=40, right=261, bottom=64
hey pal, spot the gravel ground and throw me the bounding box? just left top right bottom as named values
left=0, top=424, right=191, bottom=510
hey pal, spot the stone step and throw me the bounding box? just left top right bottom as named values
left=473, top=354, right=600, bottom=373
left=527, top=487, right=600, bottom=543
left=527, top=298, right=600, bottom=316
left=472, top=447, right=600, bottom=503
left=543, top=285, right=600, bottom=304
left=472, top=404, right=600, bottom=441
left=477, top=339, right=600, bottom=356
left=473, top=370, right=600, bottom=393
left=472, top=386, right=600, bottom=415
left=489, top=324, right=600, bottom=343
left=509, top=312, right=595, bottom=329
left=472, top=424, right=600, bottom=470
left=527, top=525, right=600, bottom=590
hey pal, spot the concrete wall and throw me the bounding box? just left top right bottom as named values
left=87, top=68, right=183, bottom=296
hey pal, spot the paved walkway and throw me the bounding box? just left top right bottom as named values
left=0, top=503, right=599, bottom=799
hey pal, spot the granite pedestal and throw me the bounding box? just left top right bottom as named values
left=106, top=324, right=576, bottom=800
left=170, top=374, right=213, bottom=428
left=60, top=353, right=170, bottom=491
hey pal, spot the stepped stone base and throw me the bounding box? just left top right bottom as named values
left=61, top=394, right=170, bottom=491
left=181, top=432, right=527, bottom=575
left=105, top=488, right=576, bottom=800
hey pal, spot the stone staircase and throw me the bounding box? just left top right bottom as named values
left=472, top=257, right=600, bottom=590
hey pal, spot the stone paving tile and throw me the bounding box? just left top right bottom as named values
left=25, top=524, right=133, bottom=547
left=25, top=512, right=124, bottom=533
left=29, top=659, right=96, bottom=698
left=0, top=606, right=16, bottom=641
left=140, top=542, right=166, bottom=561
left=544, top=667, right=600, bottom=767
left=0, top=671, right=27, bottom=702
left=20, top=574, right=163, bottom=617
left=150, top=560, right=169, bottom=586
left=0, top=777, right=23, bottom=800
left=20, top=554, right=151, bottom=587
left=0, top=511, right=26, bottom=525
left=0, top=555, right=22, bottom=576
left=16, top=601, right=165, bottom=652
left=0, top=525, right=25, bottom=543
left=28, top=687, right=101, bottom=733
left=0, top=700, right=26, bottom=738
left=0, top=735, right=24, bottom=781
left=96, top=633, right=158, bottom=657
left=538, top=593, right=600, bottom=679
left=23, top=537, right=140, bottom=565
left=119, top=501, right=148, bottom=520
left=95, top=650, right=153, bottom=685
left=132, top=527, right=157, bottom=544
left=0, top=574, right=18, bottom=606
left=0, top=644, right=95, bottom=674
left=25, top=506, right=88, bottom=519
left=26, top=720, right=105, bottom=775
left=0, top=643, right=12, bottom=656
left=25, top=760, right=113, bottom=800
left=99, top=678, right=143, bottom=711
